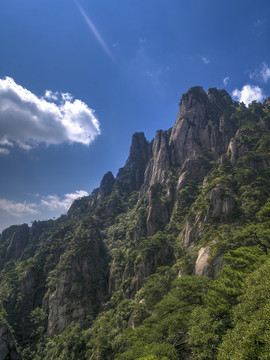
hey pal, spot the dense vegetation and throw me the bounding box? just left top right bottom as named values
left=0, top=89, right=269, bottom=359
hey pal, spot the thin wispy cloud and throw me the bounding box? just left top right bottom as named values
left=0, top=199, right=39, bottom=217
left=75, top=0, right=114, bottom=61
left=260, top=63, right=270, bottom=83
left=41, top=190, right=89, bottom=211
left=201, top=56, right=210, bottom=65
left=223, top=76, right=229, bottom=86
left=0, top=148, right=10, bottom=155
left=139, top=38, right=146, bottom=45
left=252, top=18, right=266, bottom=33
left=250, top=62, right=270, bottom=83
left=232, top=84, right=264, bottom=105
left=0, top=77, right=100, bottom=154
left=0, top=190, right=88, bottom=219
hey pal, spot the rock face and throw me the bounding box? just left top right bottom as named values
left=144, top=130, right=171, bottom=185
left=169, top=87, right=234, bottom=167
left=97, top=171, right=115, bottom=204
left=0, top=324, right=20, bottom=360
left=142, top=87, right=235, bottom=190
left=146, top=183, right=171, bottom=235
left=117, top=132, right=150, bottom=192
left=195, top=246, right=211, bottom=276
left=0, top=224, right=30, bottom=269
left=44, top=233, right=109, bottom=336
left=0, top=221, right=53, bottom=270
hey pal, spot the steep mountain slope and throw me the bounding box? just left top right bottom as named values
left=0, top=87, right=269, bottom=359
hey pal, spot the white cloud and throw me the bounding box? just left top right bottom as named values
left=0, top=138, right=13, bottom=147
left=0, top=77, right=101, bottom=154
left=0, top=189, right=88, bottom=224
left=41, top=190, right=89, bottom=211
left=249, top=62, right=270, bottom=83
left=223, top=76, right=229, bottom=86
left=44, top=90, right=58, bottom=101
left=232, top=84, right=264, bottom=105
left=0, top=148, right=10, bottom=155
left=260, top=63, right=270, bottom=83
left=201, top=56, right=210, bottom=64
left=0, top=199, right=39, bottom=217
left=61, top=92, right=73, bottom=101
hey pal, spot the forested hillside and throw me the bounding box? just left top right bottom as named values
left=0, top=87, right=269, bottom=360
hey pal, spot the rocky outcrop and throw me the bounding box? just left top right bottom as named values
left=115, top=240, right=174, bottom=298
left=227, top=133, right=249, bottom=165
left=44, top=235, right=108, bottom=336
left=182, top=184, right=236, bottom=247
left=0, top=220, right=55, bottom=270
left=129, top=244, right=174, bottom=296
left=176, top=157, right=208, bottom=190
left=0, top=324, right=20, bottom=360
left=117, top=132, right=150, bottom=192
left=146, top=184, right=170, bottom=236
left=144, top=130, right=171, bottom=185
left=195, top=246, right=211, bottom=276
left=169, top=87, right=235, bottom=169
left=182, top=218, right=200, bottom=247
left=96, top=171, right=115, bottom=204
left=0, top=224, right=30, bottom=270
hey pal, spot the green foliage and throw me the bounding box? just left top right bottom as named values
left=135, top=266, right=177, bottom=309
left=188, top=247, right=267, bottom=359
left=116, top=275, right=210, bottom=359
left=168, top=179, right=201, bottom=233
left=36, top=324, right=85, bottom=360
left=218, top=257, right=270, bottom=360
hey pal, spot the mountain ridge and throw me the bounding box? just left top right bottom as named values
left=0, top=86, right=270, bottom=359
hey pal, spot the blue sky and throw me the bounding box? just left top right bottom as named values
left=0, top=0, right=270, bottom=231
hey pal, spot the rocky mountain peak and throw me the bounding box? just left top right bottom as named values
left=100, top=171, right=115, bottom=196
left=95, top=171, right=116, bottom=204
left=125, top=87, right=236, bottom=188
left=168, top=87, right=235, bottom=167
left=181, top=86, right=207, bottom=104
left=117, top=132, right=150, bottom=192
left=126, top=132, right=149, bottom=165
left=177, top=86, right=209, bottom=126
left=206, top=88, right=232, bottom=107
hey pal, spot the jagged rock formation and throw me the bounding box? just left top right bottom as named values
left=43, top=232, right=109, bottom=336
left=0, top=225, right=30, bottom=269
left=117, top=132, right=151, bottom=192
left=0, top=87, right=269, bottom=358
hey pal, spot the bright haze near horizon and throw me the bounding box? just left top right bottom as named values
left=0, top=0, right=270, bottom=231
